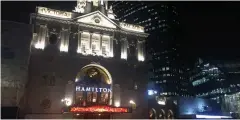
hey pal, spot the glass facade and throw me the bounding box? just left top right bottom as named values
left=190, top=58, right=227, bottom=99
left=111, top=1, right=188, bottom=97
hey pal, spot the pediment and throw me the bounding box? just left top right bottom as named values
left=76, top=11, right=117, bottom=29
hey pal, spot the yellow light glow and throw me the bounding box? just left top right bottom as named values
left=60, top=45, right=68, bottom=52
left=61, top=98, right=72, bottom=106
left=138, top=55, right=145, bottom=62
left=79, top=64, right=112, bottom=84
left=121, top=52, right=127, bottom=60
left=157, top=100, right=166, bottom=105
left=114, top=101, right=120, bottom=107
left=34, top=42, right=45, bottom=49
left=129, top=100, right=135, bottom=104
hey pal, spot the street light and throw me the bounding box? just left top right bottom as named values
left=114, top=101, right=120, bottom=107
left=129, top=100, right=136, bottom=109
left=61, top=98, right=72, bottom=106
left=129, top=100, right=135, bottom=104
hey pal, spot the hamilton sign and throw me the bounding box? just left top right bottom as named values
left=76, top=86, right=112, bottom=93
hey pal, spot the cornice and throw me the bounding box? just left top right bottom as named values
left=33, top=15, right=148, bottom=38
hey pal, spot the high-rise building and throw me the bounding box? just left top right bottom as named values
left=189, top=58, right=240, bottom=118
left=111, top=2, right=189, bottom=119
left=189, top=58, right=227, bottom=102
left=189, top=58, right=240, bottom=101
left=111, top=1, right=188, bottom=97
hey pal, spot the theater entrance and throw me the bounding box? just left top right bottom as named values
left=73, top=113, right=111, bottom=119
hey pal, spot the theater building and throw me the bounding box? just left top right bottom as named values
left=24, top=0, right=148, bottom=119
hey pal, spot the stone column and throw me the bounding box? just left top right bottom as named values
left=110, top=36, right=114, bottom=57
left=120, top=38, right=128, bottom=60
left=99, top=34, right=103, bottom=55
left=59, top=28, right=69, bottom=52
left=77, top=31, right=82, bottom=53
left=37, top=25, right=47, bottom=48
left=89, top=33, right=93, bottom=53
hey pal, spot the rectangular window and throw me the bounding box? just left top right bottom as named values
left=92, top=92, right=97, bottom=102
left=162, top=67, right=165, bottom=71
left=102, top=46, right=106, bottom=55
left=166, top=67, right=169, bottom=70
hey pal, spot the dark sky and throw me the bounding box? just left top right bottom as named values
left=2, top=1, right=240, bottom=61
left=180, top=2, right=240, bottom=61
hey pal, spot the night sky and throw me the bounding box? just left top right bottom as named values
left=2, top=1, right=240, bottom=61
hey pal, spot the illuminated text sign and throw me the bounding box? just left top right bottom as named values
left=70, top=106, right=130, bottom=113
left=37, top=7, right=72, bottom=19
left=76, top=86, right=111, bottom=93
left=120, top=22, right=144, bottom=33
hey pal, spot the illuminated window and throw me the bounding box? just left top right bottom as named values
left=92, top=44, right=96, bottom=54
left=166, top=67, right=169, bottom=70
left=75, top=91, right=84, bottom=105
left=92, top=92, right=97, bottom=102
left=162, top=67, right=165, bottom=71
left=100, top=92, right=109, bottom=104
left=102, top=46, right=107, bottom=56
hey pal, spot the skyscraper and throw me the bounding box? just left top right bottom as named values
left=111, top=1, right=189, bottom=97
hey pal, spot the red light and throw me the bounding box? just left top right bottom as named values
left=70, top=106, right=129, bottom=113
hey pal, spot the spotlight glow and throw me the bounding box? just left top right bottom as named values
left=148, top=90, right=154, bottom=95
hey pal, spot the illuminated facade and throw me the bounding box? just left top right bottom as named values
left=221, top=92, right=240, bottom=118
left=189, top=58, right=227, bottom=101
left=24, top=0, right=148, bottom=119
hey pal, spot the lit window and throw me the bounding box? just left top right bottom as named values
left=162, top=67, right=165, bottom=71
left=166, top=67, right=169, bottom=70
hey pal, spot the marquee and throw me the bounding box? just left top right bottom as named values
left=62, top=105, right=131, bottom=113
